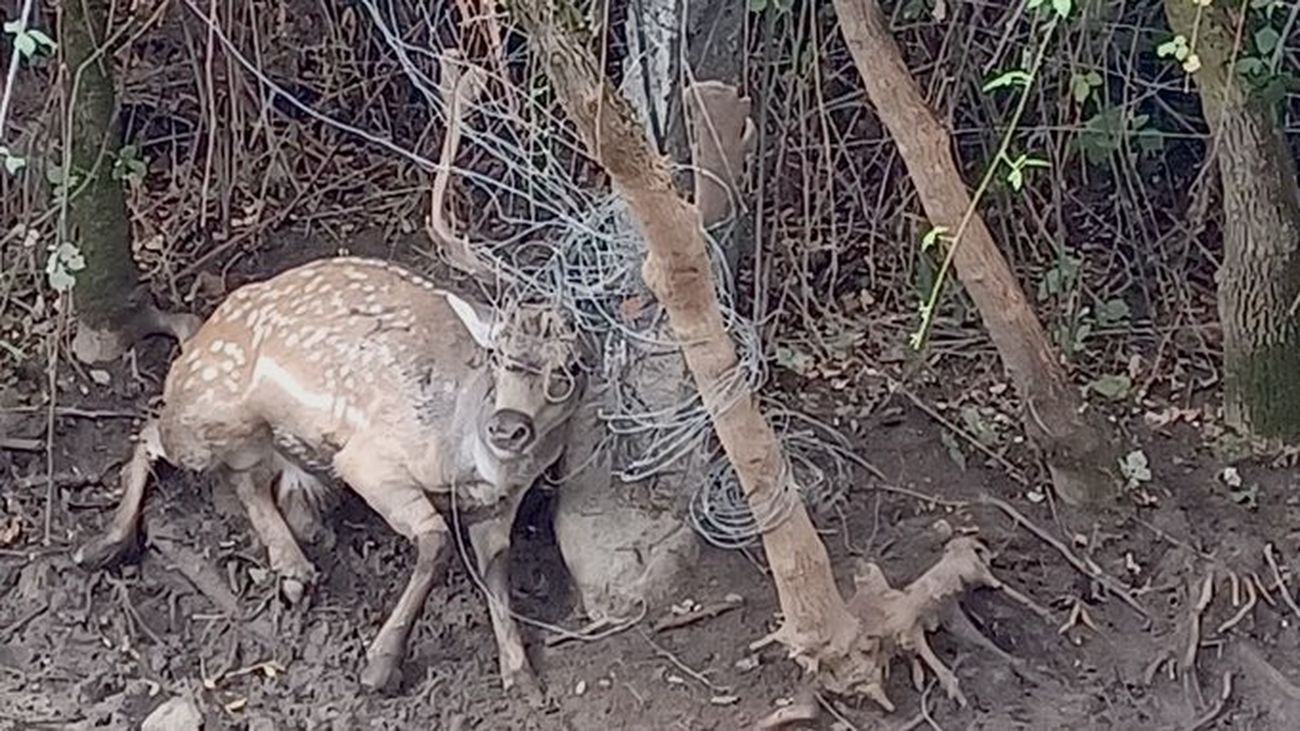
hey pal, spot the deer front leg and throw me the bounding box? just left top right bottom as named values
left=359, top=520, right=449, bottom=692
left=465, top=487, right=543, bottom=705
left=333, top=443, right=451, bottom=693
left=228, top=464, right=318, bottom=605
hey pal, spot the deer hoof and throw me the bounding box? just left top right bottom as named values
left=504, top=668, right=546, bottom=708
left=72, top=530, right=135, bottom=570
left=360, top=654, right=403, bottom=695
left=280, top=577, right=309, bottom=605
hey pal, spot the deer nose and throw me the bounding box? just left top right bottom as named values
left=486, top=409, right=536, bottom=453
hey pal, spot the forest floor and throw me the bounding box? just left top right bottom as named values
left=4, top=231, right=1300, bottom=730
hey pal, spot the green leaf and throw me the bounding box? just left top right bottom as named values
left=1095, top=297, right=1130, bottom=326
left=983, top=70, right=1032, bottom=91
left=2, top=19, right=21, bottom=34
left=1255, top=26, right=1280, bottom=55
left=14, top=32, right=35, bottom=58
left=921, top=225, right=948, bottom=251
left=1120, top=449, right=1151, bottom=484
left=47, top=266, right=75, bottom=292
left=1069, top=72, right=1099, bottom=104
left=1236, top=57, right=1267, bottom=77
left=55, top=242, right=85, bottom=270
left=1007, top=167, right=1024, bottom=191
left=3, top=154, right=26, bottom=175
left=1051, top=0, right=1072, bottom=18
left=749, top=0, right=768, bottom=12
left=1087, top=373, right=1132, bottom=400
left=26, top=27, right=54, bottom=51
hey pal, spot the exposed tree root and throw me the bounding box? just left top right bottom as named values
left=754, top=536, right=1010, bottom=712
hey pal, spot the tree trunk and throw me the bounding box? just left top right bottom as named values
left=60, top=0, right=198, bottom=362
left=831, top=0, right=1121, bottom=506
left=60, top=1, right=136, bottom=325
left=510, top=0, right=873, bottom=690
left=1165, top=0, right=1300, bottom=439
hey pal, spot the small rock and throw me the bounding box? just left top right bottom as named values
left=89, top=369, right=111, bottom=386
left=141, top=694, right=202, bottom=731
left=574, top=680, right=587, bottom=696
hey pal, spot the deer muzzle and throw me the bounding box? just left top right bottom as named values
left=484, top=409, right=536, bottom=453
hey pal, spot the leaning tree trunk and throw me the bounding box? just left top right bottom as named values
left=510, top=0, right=875, bottom=692
left=1165, top=0, right=1300, bottom=439
left=60, top=0, right=199, bottom=363
left=831, top=0, right=1121, bottom=505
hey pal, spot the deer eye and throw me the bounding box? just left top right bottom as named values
left=544, top=367, right=575, bottom=403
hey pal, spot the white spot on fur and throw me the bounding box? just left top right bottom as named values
left=201, top=366, right=218, bottom=381
left=209, top=340, right=225, bottom=353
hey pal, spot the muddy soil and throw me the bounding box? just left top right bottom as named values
left=4, top=234, right=1300, bottom=730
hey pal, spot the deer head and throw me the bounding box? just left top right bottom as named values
left=450, top=293, right=586, bottom=459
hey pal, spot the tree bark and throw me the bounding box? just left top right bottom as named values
left=831, top=0, right=1121, bottom=505
left=1165, top=0, right=1300, bottom=440
left=509, top=0, right=873, bottom=689
left=60, top=0, right=137, bottom=327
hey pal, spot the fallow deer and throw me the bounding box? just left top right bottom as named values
left=74, top=255, right=585, bottom=700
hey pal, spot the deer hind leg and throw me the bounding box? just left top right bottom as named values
left=465, top=486, right=543, bottom=704
left=332, top=442, right=451, bottom=694
left=74, top=420, right=165, bottom=569
left=225, top=452, right=318, bottom=605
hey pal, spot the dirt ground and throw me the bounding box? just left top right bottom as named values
left=5, top=232, right=1300, bottom=730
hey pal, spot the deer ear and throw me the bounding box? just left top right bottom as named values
left=444, top=292, right=498, bottom=350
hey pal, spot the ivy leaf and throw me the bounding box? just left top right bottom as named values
left=1255, top=27, right=1280, bottom=55
left=1051, top=0, right=1072, bottom=18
